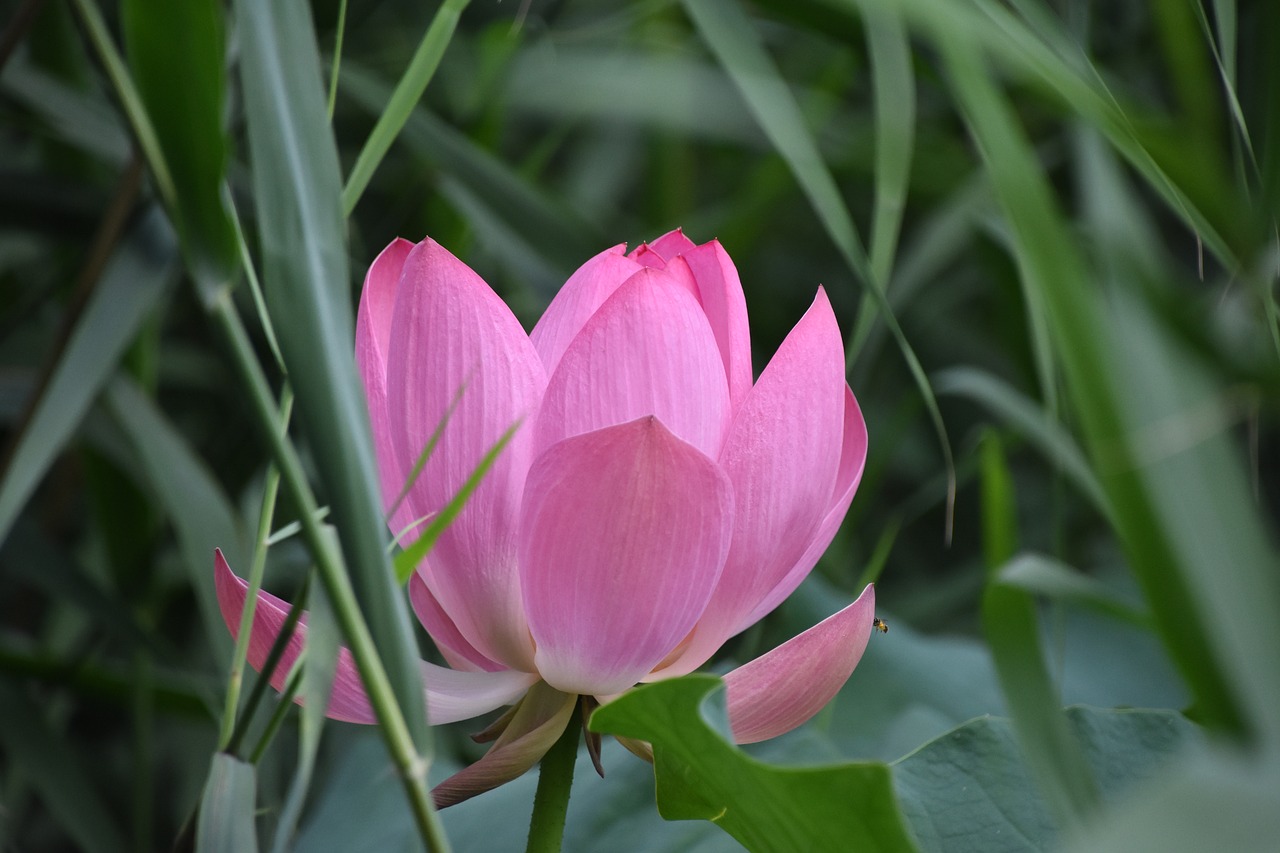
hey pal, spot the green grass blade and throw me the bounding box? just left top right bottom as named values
left=0, top=214, right=173, bottom=546
left=103, top=375, right=247, bottom=658
left=196, top=753, right=260, bottom=853
left=933, top=366, right=1110, bottom=521
left=685, top=0, right=957, bottom=537
left=234, top=0, right=431, bottom=746
left=980, top=433, right=1101, bottom=831
left=0, top=682, right=128, bottom=853
left=121, top=0, right=237, bottom=284
left=393, top=422, right=518, bottom=585
left=341, top=0, right=471, bottom=216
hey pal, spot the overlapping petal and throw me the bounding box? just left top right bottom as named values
left=519, top=417, right=734, bottom=696
left=534, top=268, right=731, bottom=459
left=214, top=551, right=535, bottom=726
left=386, top=239, right=546, bottom=670
left=724, top=584, right=876, bottom=744
left=647, top=287, right=847, bottom=678
left=528, top=244, right=644, bottom=375
left=355, top=238, right=415, bottom=533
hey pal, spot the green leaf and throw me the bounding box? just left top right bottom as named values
left=197, top=753, right=260, bottom=853
left=103, top=375, right=246, bottom=658
left=589, top=675, right=918, bottom=853
left=0, top=683, right=128, bottom=853
left=122, top=0, right=237, bottom=284
left=0, top=213, right=174, bottom=546
left=895, top=707, right=1202, bottom=853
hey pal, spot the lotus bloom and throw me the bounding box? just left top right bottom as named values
left=216, top=230, right=873, bottom=805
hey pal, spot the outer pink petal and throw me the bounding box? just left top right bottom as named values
left=355, top=238, right=416, bottom=532
left=724, top=584, right=876, bottom=744
left=528, top=244, right=644, bottom=375
left=647, top=228, right=697, bottom=260
left=214, top=551, right=534, bottom=726
left=408, top=570, right=505, bottom=673
left=681, top=240, right=753, bottom=407
left=646, top=288, right=847, bottom=678
left=386, top=239, right=546, bottom=670
left=742, top=386, right=867, bottom=626
left=519, top=417, right=734, bottom=696
left=534, top=268, right=731, bottom=460
left=432, top=682, right=576, bottom=808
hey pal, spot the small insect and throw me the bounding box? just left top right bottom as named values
left=872, top=617, right=889, bottom=634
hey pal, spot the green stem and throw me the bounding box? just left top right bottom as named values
left=525, top=700, right=581, bottom=853
left=210, top=295, right=451, bottom=852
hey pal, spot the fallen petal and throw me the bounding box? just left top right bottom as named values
left=722, top=584, right=876, bottom=744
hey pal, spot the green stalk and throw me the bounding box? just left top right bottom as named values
left=210, top=294, right=450, bottom=852
left=341, top=0, right=471, bottom=215
left=525, top=703, right=581, bottom=853
left=217, top=389, right=292, bottom=751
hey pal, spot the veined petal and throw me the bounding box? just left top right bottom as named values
left=628, top=242, right=666, bottom=269
left=408, top=570, right=505, bottom=673
left=680, top=240, right=753, bottom=407
left=214, top=551, right=533, bottom=726
left=432, top=682, right=576, bottom=808
left=724, top=584, right=876, bottom=744
left=529, top=244, right=643, bottom=375
left=652, top=288, right=846, bottom=677
left=534, top=268, right=731, bottom=459
left=647, top=228, right=697, bottom=260
left=742, top=386, right=867, bottom=626
left=355, top=238, right=416, bottom=531
left=519, top=417, right=734, bottom=696
left=386, top=238, right=546, bottom=670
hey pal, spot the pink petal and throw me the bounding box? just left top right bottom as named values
left=528, top=244, right=644, bottom=376
left=680, top=240, right=753, bottom=407
left=432, top=682, right=577, bottom=808
left=647, top=228, right=697, bottom=260
left=645, top=288, right=848, bottom=678
left=628, top=243, right=666, bottom=269
left=408, top=570, right=505, bottom=673
left=214, top=550, right=534, bottom=726
left=386, top=239, right=546, bottom=670
left=534, top=268, right=731, bottom=460
left=724, top=584, right=876, bottom=744
left=742, top=386, right=867, bottom=626
left=519, top=417, right=734, bottom=696
left=355, top=238, right=416, bottom=532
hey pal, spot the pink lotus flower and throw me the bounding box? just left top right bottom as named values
left=216, top=229, right=873, bottom=805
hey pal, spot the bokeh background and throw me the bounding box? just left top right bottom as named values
left=2, top=0, right=1278, bottom=850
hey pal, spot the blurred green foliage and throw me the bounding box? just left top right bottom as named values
left=1, top=0, right=1278, bottom=850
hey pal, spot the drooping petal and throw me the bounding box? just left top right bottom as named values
left=647, top=227, right=697, bottom=260
left=528, top=244, right=643, bottom=375
left=534, top=268, right=731, bottom=459
left=680, top=240, right=753, bottom=407
left=649, top=288, right=847, bottom=677
left=723, top=584, right=876, bottom=744
left=214, top=550, right=536, bottom=727
left=519, top=417, right=734, bottom=696
left=355, top=238, right=416, bottom=531
left=408, top=570, right=505, bottom=673
left=432, top=682, right=577, bottom=808
left=742, top=386, right=867, bottom=626
left=386, top=239, right=546, bottom=670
